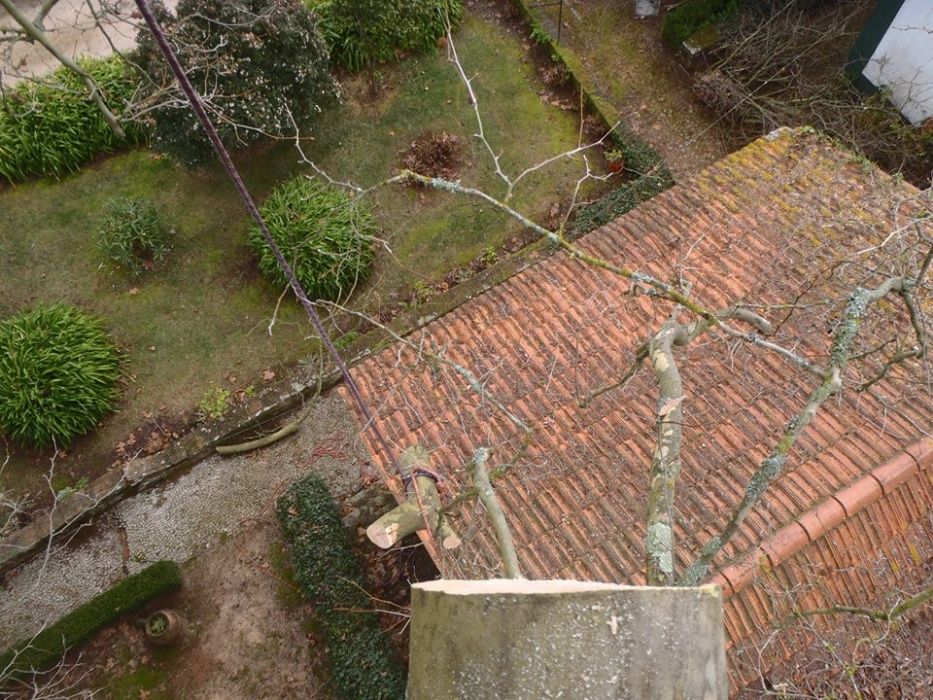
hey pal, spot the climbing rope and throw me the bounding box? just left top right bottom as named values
left=132, top=0, right=402, bottom=478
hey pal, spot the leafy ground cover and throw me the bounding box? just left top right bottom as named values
left=0, top=6, right=606, bottom=508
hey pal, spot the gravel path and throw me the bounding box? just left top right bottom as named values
left=0, top=391, right=366, bottom=648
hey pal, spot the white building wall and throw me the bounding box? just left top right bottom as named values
left=862, top=0, right=933, bottom=124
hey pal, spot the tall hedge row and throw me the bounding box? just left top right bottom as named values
left=277, top=474, right=406, bottom=700
left=0, top=56, right=144, bottom=182
left=0, top=561, right=182, bottom=678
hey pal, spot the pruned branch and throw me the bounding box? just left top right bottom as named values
left=469, top=447, right=522, bottom=579
left=680, top=273, right=919, bottom=586
left=794, top=585, right=932, bottom=623
left=366, top=445, right=460, bottom=550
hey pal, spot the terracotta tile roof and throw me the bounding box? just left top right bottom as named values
left=341, top=127, right=933, bottom=685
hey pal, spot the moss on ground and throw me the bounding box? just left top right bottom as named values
left=104, top=665, right=170, bottom=700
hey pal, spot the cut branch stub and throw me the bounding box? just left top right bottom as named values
left=366, top=444, right=460, bottom=550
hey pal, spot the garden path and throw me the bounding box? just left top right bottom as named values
left=529, top=0, right=733, bottom=177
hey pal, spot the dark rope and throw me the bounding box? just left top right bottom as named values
left=133, top=0, right=401, bottom=477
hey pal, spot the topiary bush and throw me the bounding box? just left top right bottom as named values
left=311, top=0, right=464, bottom=72
left=249, top=176, right=377, bottom=301
left=277, top=474, right=406, bottom=700
left=662, top=0, right=743, bottom=48
left=0, top=56, right=145, bottom=182
left=135, top=0, right=337, bottom=165
left=0, top=561, right=182, bottom=678
left=0, top=304, right=122, bottom=447
left=96, top=196, right=173, bottom=276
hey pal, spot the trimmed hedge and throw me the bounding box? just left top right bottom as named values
left=311, top=0, right=464, bottom=72
left=0, top=561, right=182, bottom=677
left=0, top=304, right=123, bottom=447
left=0, top=56, right=144, bottom=182
left=661, top=0, right=742, bottom=48
left=277, top=474, right=406, bottom=700
left=571, top=169, right=673, bottom=235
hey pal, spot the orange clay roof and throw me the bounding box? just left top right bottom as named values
left=341, top=127, right=932, bottom=685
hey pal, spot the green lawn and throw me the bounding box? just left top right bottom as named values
left=0, top=12, right=603, bottom=494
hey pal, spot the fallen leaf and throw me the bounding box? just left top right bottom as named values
left=262, top=369, right=276, bottom=381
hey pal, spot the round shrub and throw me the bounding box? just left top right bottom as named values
left=96, top=196, right=172, bottom=275
left=0, top=304, right=122, bottom=447
left=249, top=177, right=377, bottom=301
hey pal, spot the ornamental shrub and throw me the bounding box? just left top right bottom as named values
left=311, top=0, right=465, bottom=71
left=249, top=177, right=376, bottom=301
left=0, top=56, right=145, bottom=182
left=662, top=0, right=743, bottom=47
left=277, top=475, right=406, bottom=700
left=134, top=0, right=337, bottom=165
left=96, top=196, right=173, bottom=276
left=0, top=561, right=181, bottom=678
left=0, top=304, right=122, bottom=447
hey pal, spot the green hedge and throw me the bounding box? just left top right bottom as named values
left=0, top=56, right=145, bottom=182
left=310, top=0, right=464, bottom=71
left=571, top=169, right=673, bottom=235
left=661, top=0, right=742, bottom=47
left=277, top=474, right=406, bottom=700
left=0, top=561, right=182, bottom=677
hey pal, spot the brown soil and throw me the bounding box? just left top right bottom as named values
left=70, top=519, right=334, bottom=700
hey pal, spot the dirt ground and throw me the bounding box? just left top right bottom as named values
left=65, top=518, right=332, bottom=700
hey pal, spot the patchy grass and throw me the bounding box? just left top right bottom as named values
left=0, top=9, right=599, bottom=497
left=302, top=12, right=600, bottom=298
